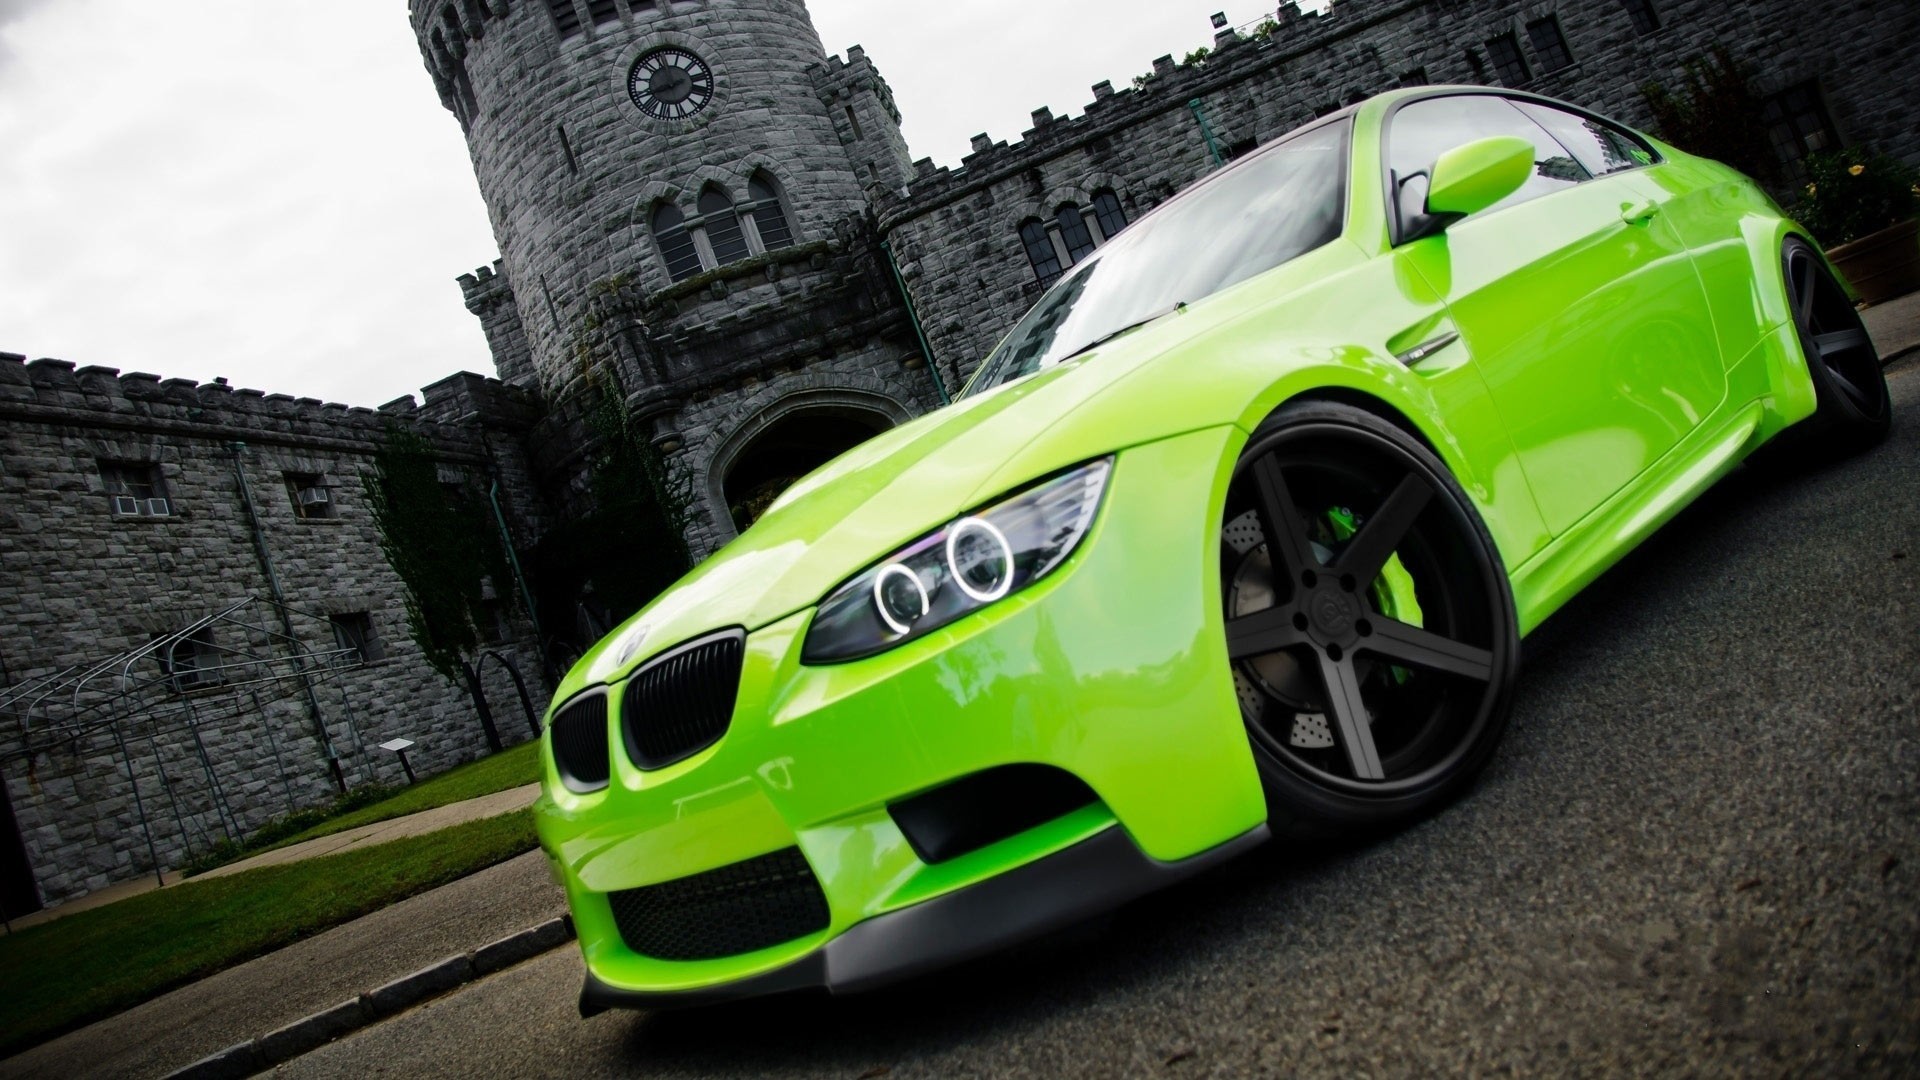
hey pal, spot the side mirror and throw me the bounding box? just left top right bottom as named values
left=1425, top=134, right=1535, bottom=219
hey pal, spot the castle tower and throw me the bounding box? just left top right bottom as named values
left=411, top=0, right=939, bottom=555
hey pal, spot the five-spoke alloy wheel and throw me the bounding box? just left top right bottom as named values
left=1223, top=400, right=1518, bottom=832
left=1784, top=236, right=1891, bottom=452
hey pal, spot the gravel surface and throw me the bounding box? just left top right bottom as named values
left=284, top=364, right=1920, bottom=1078
left=0, top=850, right=564, bottom=1079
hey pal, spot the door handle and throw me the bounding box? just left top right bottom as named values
left=1620, top=199, right=1660, bottom=225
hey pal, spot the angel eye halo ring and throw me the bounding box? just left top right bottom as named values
left=872, top=564, right=931, bottom=634
left=945, top=517, right=1015, bottom=602
left=802, top=458, right=1112, bottom=664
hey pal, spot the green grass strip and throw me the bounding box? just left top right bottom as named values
left=270, top=741, right=543, bottom=849
left=0, top=809, right=539, bottom=1058
left=182, top=740, right=543, bottom=875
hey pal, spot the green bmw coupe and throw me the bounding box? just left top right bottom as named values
left=537, top=87, right=1891, bottom=1011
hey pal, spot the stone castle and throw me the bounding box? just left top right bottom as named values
left=1, top=0, right=1912, bottom=914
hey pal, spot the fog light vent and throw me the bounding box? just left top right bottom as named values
left=890, top=764, right=1098, bottom=864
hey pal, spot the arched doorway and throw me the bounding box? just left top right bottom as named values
left=721, top=406, right=894, bottom=532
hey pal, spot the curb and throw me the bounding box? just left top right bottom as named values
left=165, top=915, right=574, bottom=1079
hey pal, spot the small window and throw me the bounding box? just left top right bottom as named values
left=158, top=627, right=224, bottom=692
left=1621, top=0, right=1660, bottom=34
left=1090, top=189, right=1128, bottom=240
left=1525, top=17, right=1573, bottom=74
left=1387, top=94, right=1590, bottom=237
left=1019, top=219, right=1064, bottom=286
left=285, top=472, right=334, bottom=520
left=545, top=0, right=582, bottom=37
left=1056, top=204, right=1097, bottom=263
left=1760, top=81, right=1841, bottom=178
left=697, top=187, right=751, bottom=265
left=651, top=202, right=703, bottom=282
left=1398, top=68, right=1429, bottom=88
left=746, top=173, right=795, bottom=251
left=1513, top=100, right=1655, bottom=177
left=330, top=612, right=384, bottom=663
left=100, top=461, right=170, bottom=518
left=479, top=599, right=507, bottom=644
left=585, top=0, right=619, bottom=25
left=1484, top=33, right=1531, bottom=86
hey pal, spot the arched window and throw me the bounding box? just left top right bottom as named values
left=697, top=187, right=751, bottom=265
left=651, top=202, right=702, bottom=282
left=1019, top=219, right=1064, bottom=287
left=1056, top=204, right=1097, bottom=262
left=744, top=172, right=795, bottom=251
left=1091, top=189, right=1128, bottom=240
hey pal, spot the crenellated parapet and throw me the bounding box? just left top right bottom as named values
left=0, top=352, right=532, bottom=464
left=456, top=261, right=538, bottom=389
left=808, top=44, right=916, bottom=194
left=874, top=0, right=1420, bottom=229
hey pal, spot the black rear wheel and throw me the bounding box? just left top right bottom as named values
left=1223, top=400, right=1518, bottom=833
left=1785, top=237, right=1891, bottom=452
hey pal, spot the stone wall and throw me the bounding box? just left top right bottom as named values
left=878, top=0, right=1920, bottom=385
left=0, top=354, right=551, bottom=905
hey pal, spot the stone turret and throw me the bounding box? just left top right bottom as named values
left=411, top=0, right=938, bottom=554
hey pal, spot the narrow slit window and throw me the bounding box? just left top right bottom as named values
left=585, top=0, right=619, bottom=26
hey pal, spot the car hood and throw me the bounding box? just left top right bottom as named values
left=563, top=348, right=1144, bottom=695
left=554, top=238, right=1369, bottom=702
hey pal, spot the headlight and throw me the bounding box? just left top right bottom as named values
left=801, top=458, right=1112, bottom=663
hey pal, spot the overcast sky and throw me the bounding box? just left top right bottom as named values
left=0, top=1, right=1291, bottom=408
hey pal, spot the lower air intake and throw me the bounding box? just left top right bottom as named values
left=607, top=847, right=831, bottom=961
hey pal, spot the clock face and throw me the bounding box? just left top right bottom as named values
left=628, top=47, right=714, bottom=120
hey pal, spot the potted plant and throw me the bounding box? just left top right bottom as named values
left=1795, top=148, right=1920, bottom=305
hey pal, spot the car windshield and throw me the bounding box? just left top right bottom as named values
left=960, top=119, right=1350, bottom=399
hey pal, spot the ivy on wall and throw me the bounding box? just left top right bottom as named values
left=362, top=428, right=514, bottom=749
left=525, top=281, right=697, bottom=647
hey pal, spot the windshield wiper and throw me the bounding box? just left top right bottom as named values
left=1057, top=301, right=1188, bottom=364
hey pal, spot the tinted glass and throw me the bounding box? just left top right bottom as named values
left=1513, top=100, right=1655, bottom=177
left=963, top=120, right=1348, bottom=398
left=1388, top=94, right=1590, bottom=230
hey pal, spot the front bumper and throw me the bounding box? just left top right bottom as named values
left=579, top=821, right=1270, bottom=1012
left=537, top=426, right=1270, bottom=1003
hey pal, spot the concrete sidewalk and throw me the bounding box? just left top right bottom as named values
left=5, top=781, right=541, bottom=933
left=0, top=850, right=567, bottom=1080
left=1864, top=288, right=1920, bottom=362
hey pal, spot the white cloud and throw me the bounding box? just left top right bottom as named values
left=0, top=2, right=1276, bottom=408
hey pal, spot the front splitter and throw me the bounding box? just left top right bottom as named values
left=579, top=820, right=1271, bottom=1014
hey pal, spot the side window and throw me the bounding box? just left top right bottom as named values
left=1513, top=100, right=1656, bottom=177
left=1387, top=94, right=1591, bottom=234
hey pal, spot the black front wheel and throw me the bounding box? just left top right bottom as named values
left=1222, top=400, right=1519, bottom=834
left=1785, top=236, right=1891, bottom=453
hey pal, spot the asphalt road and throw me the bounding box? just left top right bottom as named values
left=279, top=363, right=1920, bottom=1078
